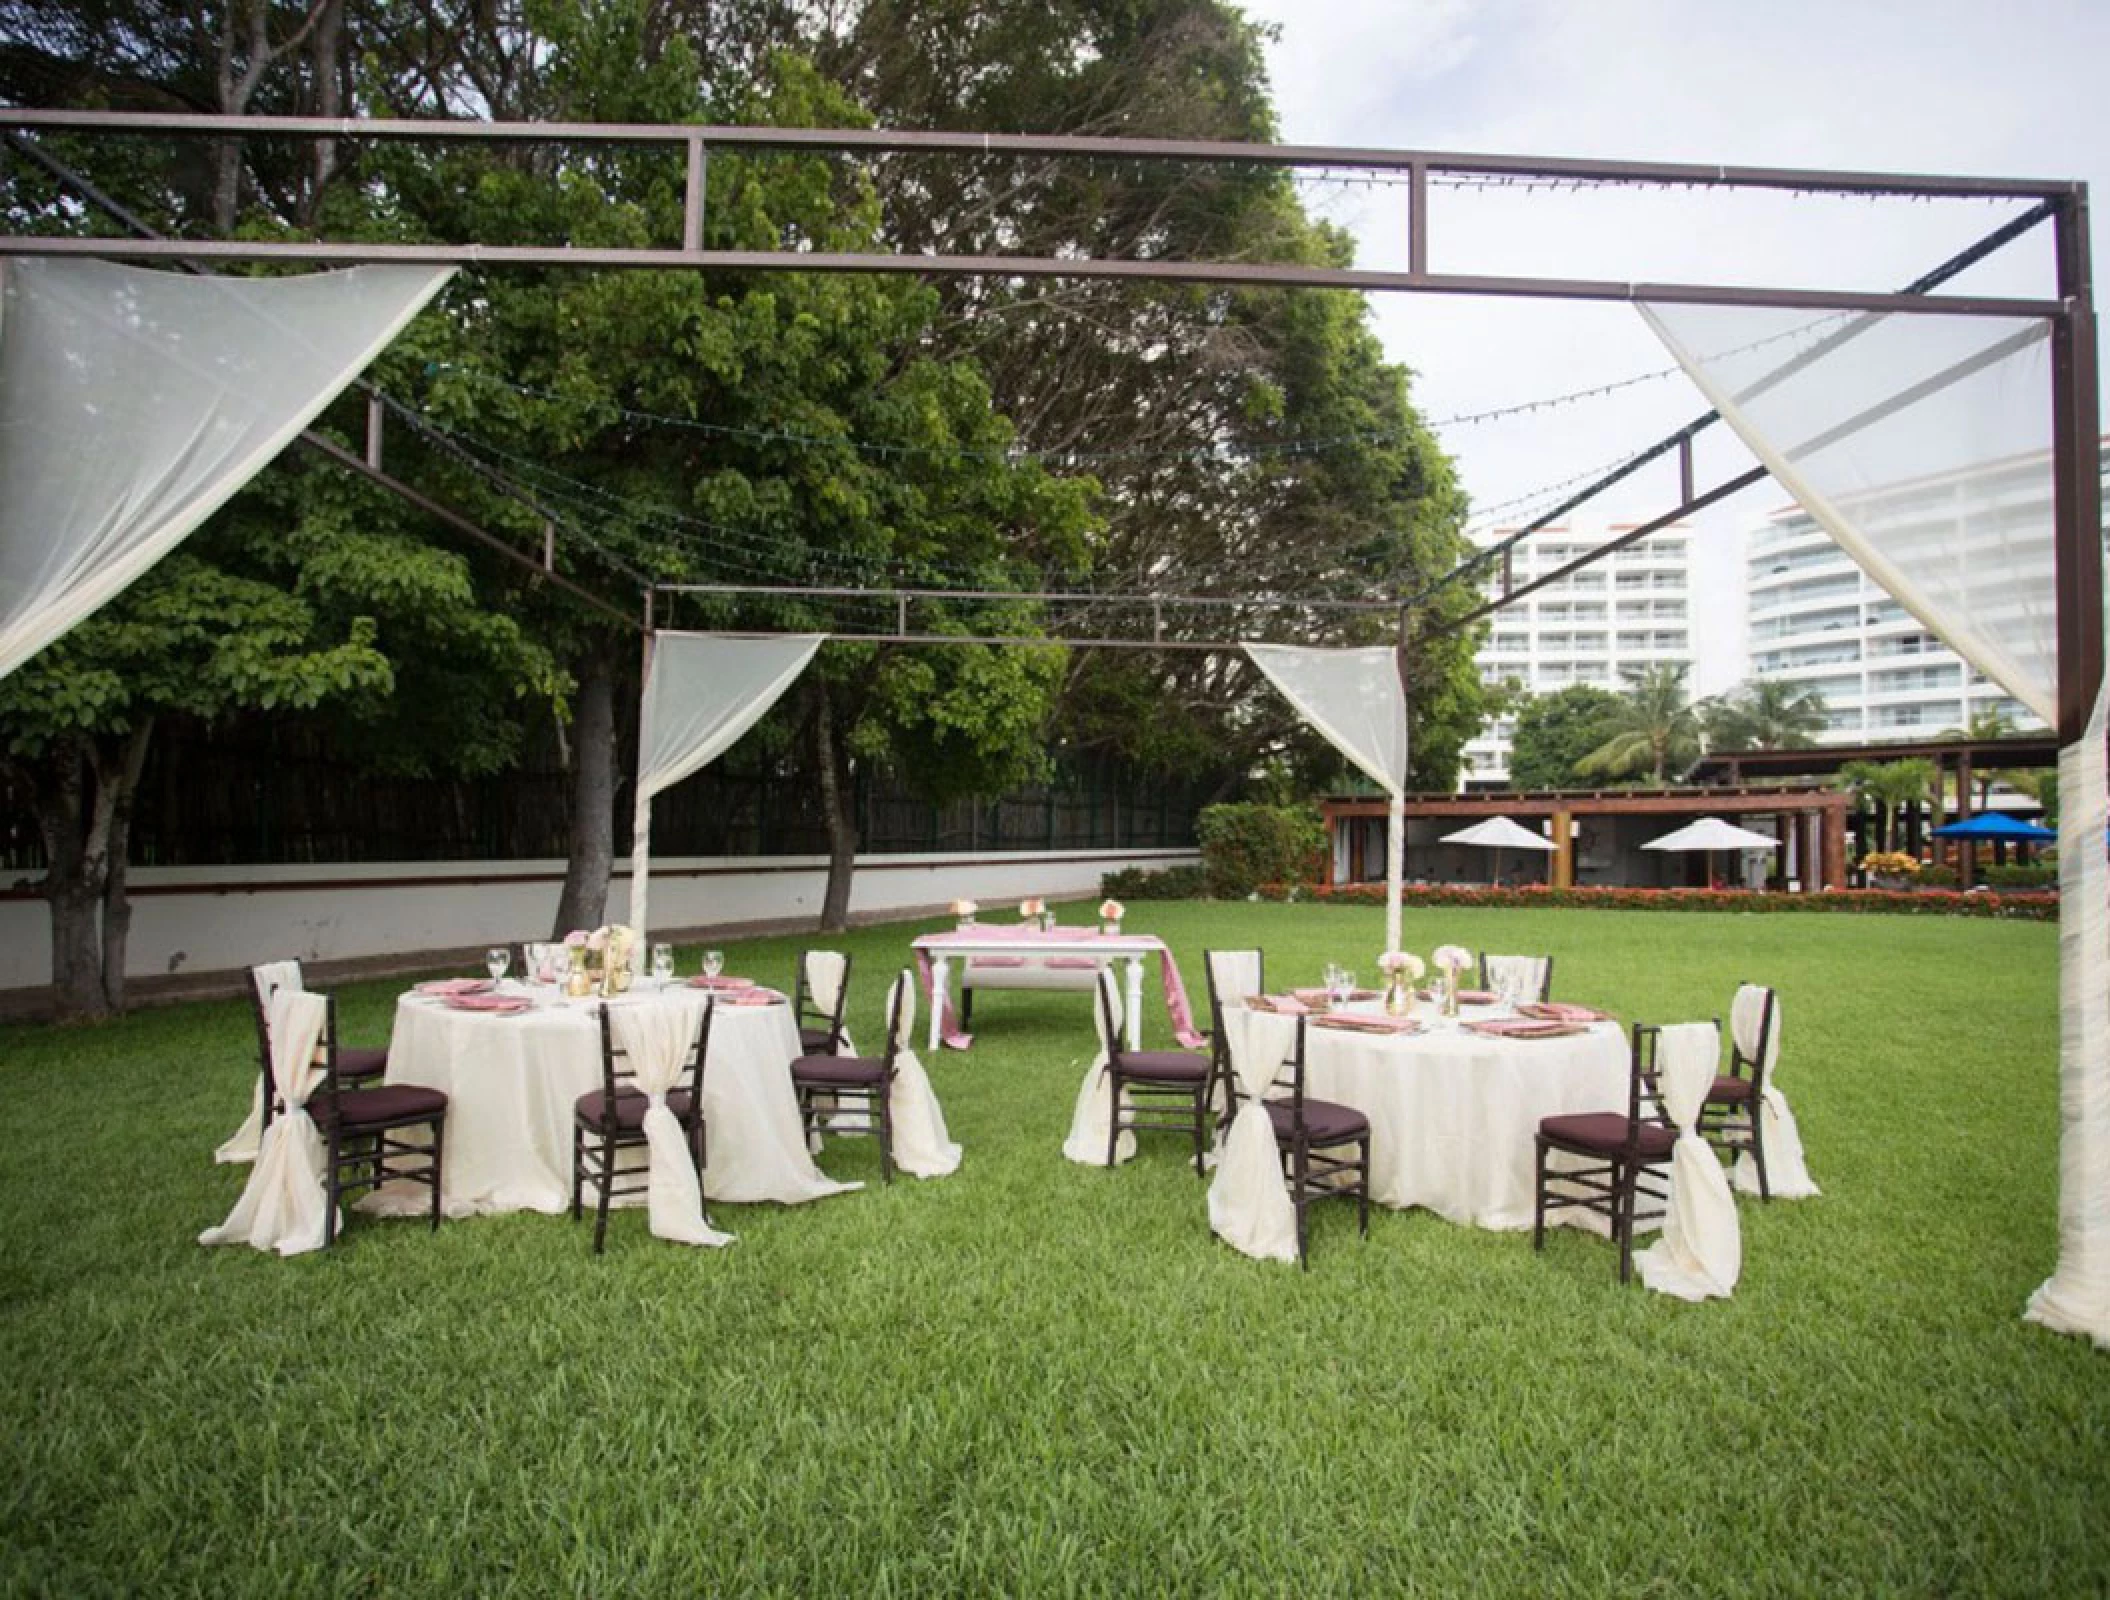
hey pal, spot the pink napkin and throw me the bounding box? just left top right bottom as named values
left=417, top=978, right=492, bottom=997
left=1246, top=994, right=1311, bottom=1016
left=1467, top=1016, right=1584, bottom=1039
left=688, top=975, right=755, bottom=990
left=1457, top=989, right=1499, bottom=1006
left=1044, top=957, right=1099, bottom=970
left=1314, top=1012, right=1423, bottom=1035
left=445, top=992, right=530, bottom=1014
left=966, top=956, right=1029, bottom=969
left=722, top=988, right=786, bottom=1007
left=1520, top=1001, right=1611, bottom=1024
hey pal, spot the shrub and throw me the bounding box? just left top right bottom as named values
left=1194, top=803, right=1325, bottom=899
left=1917, top=865, right=1960, bottom=889
left=1860, top=851, right=1920, bottom=877
left=1099, top=863, right=1210, bottom=902
left=1254, top=880, right=2058, bottom=922
left=1982, top=862, right=2058, bottom=889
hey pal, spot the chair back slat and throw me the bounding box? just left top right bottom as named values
left=1730, top=983, right=1778, bottom=1086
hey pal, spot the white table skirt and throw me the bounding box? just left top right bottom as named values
left=1302, top=1014, right=1630, bottom=1230
left=366, top=982, right=856, bottom=1218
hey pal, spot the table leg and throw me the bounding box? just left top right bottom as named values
left=928, top=954, right=950, bottom=1051
left=1124, top=955, right=1145, bottom=1050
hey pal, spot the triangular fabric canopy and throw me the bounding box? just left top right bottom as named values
left=1641, top=297, right=2110, bottom=1350
left=0, top=257, right=454, bottom=680
left=1441, top=816, right=1556, bottom=851
left=1928, top=813, right=2057, bottom=843
left=1641, top=817, right=1782, bottom=853
left=1243, top=643, right=1408, bottom=953
left=626, top=632, right=825, bottom=943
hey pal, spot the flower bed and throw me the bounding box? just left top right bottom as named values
left=1260, top=881, right=2058, bottom=921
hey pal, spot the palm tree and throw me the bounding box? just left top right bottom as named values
left=1706, top=679, right=1828, bottom=752
left=1937, top=705, right=2038, bottom=809
left=1576, top=663, right=1705, bottom=785
left=1838, top=758, right=1936, bottom=852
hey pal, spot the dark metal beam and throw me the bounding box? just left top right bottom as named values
left=2052, top=188, right=2104, bottom=742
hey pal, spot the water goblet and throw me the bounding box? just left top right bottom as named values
left=703, top=949, right=724, bottom=981
left=650, top=942, right=676, bottom=983
left=1333, top=968, right=1356, bottom=1007
left=485, top=946, right=511, bottom=984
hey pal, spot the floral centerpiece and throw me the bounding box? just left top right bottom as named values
left=563, top=923, right=638, bottom=997
left=1432, top=944, right=1473, bottom=1016
left=950, top=898, right=979, bottom=928
left=1019, top=896, right=1053, bottom=930
left=1377, top=950, right=1426, bottom=1016
left=1099, top=898, right=1125, bottom=935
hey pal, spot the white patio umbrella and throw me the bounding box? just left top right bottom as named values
left=1642, top=816, right=1781, bottom=889
left=1441, top=815, right=1558, bottom=885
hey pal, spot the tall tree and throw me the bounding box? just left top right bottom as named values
left=1506, top=684, right=1624, bottom=791
left=1705, top=678, right=1828, bottom=753
left=1838, top=758, right=1936, bottom=852
left=1576, top=663, right=1705, bottom=786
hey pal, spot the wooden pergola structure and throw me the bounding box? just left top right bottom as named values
left=1322, top=784, right=1851, bottom=892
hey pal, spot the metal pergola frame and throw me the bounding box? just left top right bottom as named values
left=1, top=107, right=2096, bottom=739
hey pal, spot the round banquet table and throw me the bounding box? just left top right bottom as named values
left=365, top=981, right=857, bottom=1219
left=1300, top=1009, right=1630, bottom=1230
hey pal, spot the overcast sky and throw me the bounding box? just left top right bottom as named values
left=1236, top=0, right=2110, bottom=690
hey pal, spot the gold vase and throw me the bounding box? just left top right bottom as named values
left=1442, top=972, right=1460, bottom=1017
left=564, top=952, right=593, bottom=999
left=1383, top=976, right=1412, bottom=1017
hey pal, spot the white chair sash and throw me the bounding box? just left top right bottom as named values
left=200, top=988, right=331, bottom=1256
left=610, top=999, right=734, bottom=1248
left=1063, top=971, right=1136, bottom=1165
left=216, top=959, right=306, bottom=1164
left=1728, top=985, right=1818, bottom=1198
left=1206, top=950, right=1264, bottom=1008
left=882, top=975, right=962, bottom=1179
left=1206, top=1005, right=1300, bottom=1265
left=806, top=950, right=859, bottom=1056
left=1636, top=1021, right=1742, bottom=1301
left=1484, top=955, right=1550, bottom=1002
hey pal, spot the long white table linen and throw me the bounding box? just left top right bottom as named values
left=1302, top=1011, right=1630, bottom=1230
left=366, top=983, right=857, bottom=1218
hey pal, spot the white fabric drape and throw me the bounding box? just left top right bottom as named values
left=1483, top=955, right=1551, bottom=1003
left=806, top=950, right=859, bottom=1057
left=626, top=632, right=824, bottom=946
left=1243, top=643, right=1410, bottom=952
left=1206, top=1005, right=1300, bottom=1265
left=1063, top=971, right=1135, bottom=1165
left=1636, top=1021, right=1741, bottom=1302
left=199, top=988, right=331, bottom=1257
left=608, top=999, right=733, bottom=1247
left=216, top=958, right=305, bottom=1164
left=0, top=259, right=453, bottom=681
left=1204, top=950, right=1264, bottom=1011
left=882, top=975, right=962, bottom=1179
left=1728, top=985, right=1819, bottom=1199
left=1640, top=298, right=2107, bottom=1342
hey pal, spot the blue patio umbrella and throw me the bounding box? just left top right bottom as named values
left=1928, top=813, right=2057, bottom=843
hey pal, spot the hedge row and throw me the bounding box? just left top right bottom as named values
left=1252, top=881, right=2060, bottom=921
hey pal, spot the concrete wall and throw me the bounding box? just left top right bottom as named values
left=0, top=848, right=1198, bottom=995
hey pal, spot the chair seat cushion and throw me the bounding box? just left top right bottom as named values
left=1705, top=1075, right=1755, bottom=1104
left=315, top=1083, right=448, bottom=1129
left=1114, top=1051, right=1210, bottom=1085
left=797, top=1026, right=840, bottom=1055
left=1538, top=1112, right=1676, bottom=1159
left=790, top=1054, right=887, bottom=1088
left=573, top=1086, right=697, bottom=1132
left=337, top=1044, right=389, bottom=1081
left=1264, top=1096, right=1369, bottom=1146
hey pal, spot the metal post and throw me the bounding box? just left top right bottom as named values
left=365, top=393, right=384, bottom=469
left=1408, top=160, right=1428, bottom=279
left=683, top=136, right=706, bottom=254
left=2051, top=187, right=2103, bottom=743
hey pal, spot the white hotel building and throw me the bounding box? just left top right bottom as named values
left=1460, top=523, right=1695, bottom=789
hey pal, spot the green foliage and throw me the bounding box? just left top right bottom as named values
left=1099, top=862, right=1210, bottom=901
left=1194, top=802, right=1324, bottom=898
left=1982, top=862, right=2058, bottom=889
left=1575, top=663, right=1704, bottom=785
left=1272, top=880, right=2058, bottom=920
left=1837, top=759, right=1937, bottom=851
left=1705, top=678, right=1828, bottom=752
left=1505, top=684, right=1625, bottom=791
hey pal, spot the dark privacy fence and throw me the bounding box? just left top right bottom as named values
left=0, top=722, right=1203, bottom=872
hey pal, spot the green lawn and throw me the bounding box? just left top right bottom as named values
left=0, top=900, right=2098, bottom=1596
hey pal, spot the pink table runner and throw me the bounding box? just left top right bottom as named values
left=911, top=927, right=1205, bottom=1050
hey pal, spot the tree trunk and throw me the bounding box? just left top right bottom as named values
left=92, top=723, right=155, bottom=1016
left=815, top=686, right=858, bottom=933
left=554, top=649, right=617, bottom=936
left=27, top=728, right=151, bottom=1023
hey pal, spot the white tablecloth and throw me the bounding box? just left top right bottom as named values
left=1303, top=1011, right=1629, bottom=1230
left=367, top=982, right=856, bottom=1218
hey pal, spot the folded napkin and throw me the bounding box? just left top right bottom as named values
left=1519, top=1001, right=1610, bottom=1024
left=1044, top=957, right=1100, bottom=970
left=966, top=956, right=1029, bottom=969
left=1456, top=989, right=1499, bottom=1006
left=417, top=978, right=492, bottom=997
left=1245, top=994, right=1311, bottom=1016
left=723, top=988, right=786, bottom=1007
left=1314, top=1012, right=1423, bottom=1035
left=445, top=992, right=531, bottom=1014
left=1467, top=1017, right=1584, bottom=1039
left=688, top=975, right=755, bottom=990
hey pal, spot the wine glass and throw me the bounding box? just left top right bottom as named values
left=702, top=949, right=724, bottom=981
left=650, top=942, right=676, bottom=983
left=484, top=946, right=511, bottom=984
left=1332, top=967, right=1356, bottom=1007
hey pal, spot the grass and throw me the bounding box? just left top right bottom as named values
left=0, top=899, right=2100, bottom=1596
